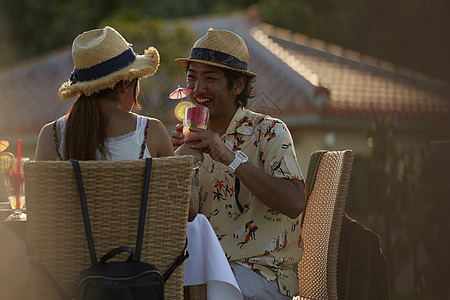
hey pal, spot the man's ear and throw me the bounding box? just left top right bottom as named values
left=231, top=76, right=245, bottom=96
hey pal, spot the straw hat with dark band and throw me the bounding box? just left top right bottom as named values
left=58, top=26, right=160, bottom=101
left=175, top=28, right=257, bottom=78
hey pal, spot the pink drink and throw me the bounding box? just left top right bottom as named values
left=5, top=171, right=24, bottom=209
left=183, top=105, right=209, bottom=140
left=4, top=157, right=29, bottom=221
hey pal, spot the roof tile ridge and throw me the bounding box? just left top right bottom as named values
left=250, top=26, right=320, bottom=87
left=259, top=23, right=448, bottom=87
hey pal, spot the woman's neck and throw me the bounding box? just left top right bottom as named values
left=97, top=97, right=129, bottom=111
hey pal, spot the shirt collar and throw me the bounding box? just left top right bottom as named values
left=223, top=106, right=260, bottom=137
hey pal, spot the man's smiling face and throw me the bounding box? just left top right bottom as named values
left=186, top=62, right=238, bottom=123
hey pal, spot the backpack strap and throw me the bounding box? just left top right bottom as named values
left=29, top=159, right=153, bottom=299
left=71, top=158, right=153, bottom=263
left=134, top=157, right=152, bottom=261
left=163, top=238, right=189, bottom=283
left=53, top=120, right=63, bottom=161
left=134, top=157, right=188, bottom=280
left=71, top=160, right=98, bottom=264
left=31, top=158, right=184, bottom=298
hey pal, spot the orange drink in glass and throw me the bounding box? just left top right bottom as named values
left=183, top=105, right=209, bottom=140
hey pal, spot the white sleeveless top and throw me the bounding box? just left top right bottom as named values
left=57, top=114, right=151, bottom=160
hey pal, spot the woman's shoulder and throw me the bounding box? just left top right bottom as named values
left=37, top=121, right=55, bottom=140
left=134, top=113, right=166, bottom=130
left=35, top=117, right=66, bottom=160
left=39, top=116, right=66, bottom=137
left=146, top=116, right=165, bottom=127
left=137, top=115, right=173, bottom=157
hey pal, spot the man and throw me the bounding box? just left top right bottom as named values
left=172, top=28, right=305, bottom=299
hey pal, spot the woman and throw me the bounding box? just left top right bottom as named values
left=35, top=26, right=172, bottom=161
left=35, top=26, right=197, bottom=219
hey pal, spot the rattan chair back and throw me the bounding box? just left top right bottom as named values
left=25, top=156, right=194, bottom=300
left=297, top=150, right=354, bottom=300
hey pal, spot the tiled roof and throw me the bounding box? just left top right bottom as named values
left=0, top=48, right=74, bottom=137
left=185, top=14, right=450, bottom=121
left=255, top=24, right=450, bottom=121
left=185, top=14, right=328, bottom=118
left=1, top=12, right=449, bottom=138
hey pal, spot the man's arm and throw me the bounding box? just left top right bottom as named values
left=186, top=127, right=305, bottom=219
left=233, top=162, right=304, bottom=219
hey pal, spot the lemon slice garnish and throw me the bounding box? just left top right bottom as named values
left=0, top=152, right=15, bottom=172
left=174, top=101, right=195, bottom=121
left=0, top=140, right=9, bottom=152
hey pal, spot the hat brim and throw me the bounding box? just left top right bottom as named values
left=59, top=47, right=160, bottom=101
left=175, top=58, right=257, bottom=78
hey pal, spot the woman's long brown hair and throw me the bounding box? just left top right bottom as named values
left=64, top=79, right=139, bottom=160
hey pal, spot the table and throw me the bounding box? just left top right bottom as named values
left=185, top=214, right=243, bottom=300
left=0, top=208, right=26, bottom=238
left=0, top=212, right=243, bottom=300
left=0, top=219, right=28, bottom=300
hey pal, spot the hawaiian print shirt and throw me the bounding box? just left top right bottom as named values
left=196, top=107, right=304, bottom=297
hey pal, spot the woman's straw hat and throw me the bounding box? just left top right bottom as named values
left=58, top=26, right=160, bottom=101
left=175, top=28, right=257, bottom=77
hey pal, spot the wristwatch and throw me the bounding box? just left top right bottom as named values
left=227, top=150, right=248, bottom=173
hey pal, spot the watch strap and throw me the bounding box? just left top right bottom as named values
left=227, top=150, right=248, bottom=173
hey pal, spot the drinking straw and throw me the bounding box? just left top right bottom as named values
left=16, top=139, right=21, bottom=171
left=15, top=139, right=21, bottom=210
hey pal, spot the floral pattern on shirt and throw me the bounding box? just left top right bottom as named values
left=197, top=107, right=304, bottom=297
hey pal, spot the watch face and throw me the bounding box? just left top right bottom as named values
left=236, top=151, right=248, bottom=162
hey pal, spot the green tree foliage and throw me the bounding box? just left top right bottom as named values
left=0, top=0, right=125, bottom=65
left=0, top=7, right=16, bottom=66
left=3, top=0, right=447, bottom=82
left=0, top=0, right=257, bottom=122
left=0, top=0, right=257, bottom=68
left=98, top=15, right=197, bottom=121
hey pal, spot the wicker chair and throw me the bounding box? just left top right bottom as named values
left=25, top=156, right=194, bottom=300
left=184, top=283, right=207, bottom=300
left=294, top=149, right=354, bottom=300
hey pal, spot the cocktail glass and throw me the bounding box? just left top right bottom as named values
left=4, top=157, right=29, bottom=221
left=183, top=105, right=209, bottom=140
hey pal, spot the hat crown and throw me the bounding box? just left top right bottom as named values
left=72, top=26, right=130, bottom=69
left=59, top=26, right=160, bottom=101
left=174, top=28, right=256, bottom=77
left=193, top=28, right=249, bottom=63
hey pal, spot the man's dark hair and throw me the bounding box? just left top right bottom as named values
left=222, top=68, right=256, bottom=107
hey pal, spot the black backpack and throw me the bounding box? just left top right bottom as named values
left=31, top=158, right=188, bottom=300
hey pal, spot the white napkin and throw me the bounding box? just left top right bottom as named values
left=185, top=214, right=243, bottom=300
